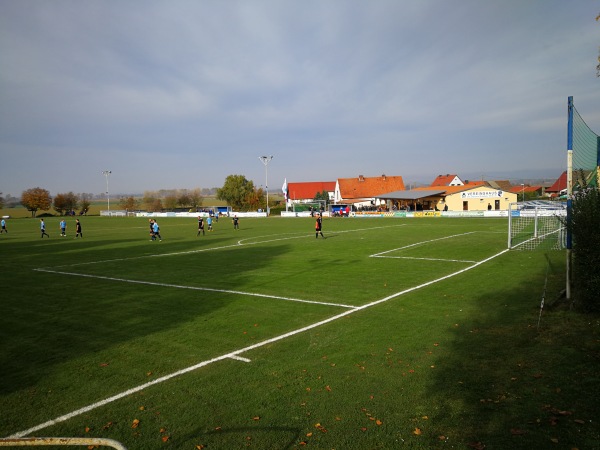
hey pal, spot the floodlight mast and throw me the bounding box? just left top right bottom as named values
left=258, top=156, right=273, bottom=216
left=102, top=170, right=112, bottom=213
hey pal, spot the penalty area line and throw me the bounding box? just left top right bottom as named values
left=33, top=268, right=357, bottom=310
left=373, top=256, right=477, bottom=263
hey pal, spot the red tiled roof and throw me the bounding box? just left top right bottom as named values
left=509, top=185, right=543, bottom=194
left=287, top=181, right=336, bottom=200
left=431, top=174, right=461, bottom=186
left=338, top=175, right=405, bottom=199
left=414, top=185, right=473, bottom=195
left=546, top=171, right=567, bottom=193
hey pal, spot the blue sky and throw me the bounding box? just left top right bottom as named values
left=1, top=0, right=599, bottom=197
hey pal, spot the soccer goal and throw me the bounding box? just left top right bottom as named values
left=508, top=201, right=567, bottom=250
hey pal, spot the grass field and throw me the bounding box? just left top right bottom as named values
left=0, top=215, right=598, bottom=449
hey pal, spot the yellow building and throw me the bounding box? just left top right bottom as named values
left=415, top=185, right=518, bottom=211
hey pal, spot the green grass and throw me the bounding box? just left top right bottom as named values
left=0, top=216, right=598, bottom=449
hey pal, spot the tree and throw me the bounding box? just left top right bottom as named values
left=79, top=193, right=92, bottom=215
left=150, top=198, right=163, bottom=212
left=566, top=173, right=600, bottom=312
left=53, top=192, right=79, bottom=215
left=143, top=191, right=157, bottom=212
left=0, top=192, right=4, bottom=210
left=189, top=188, right=204, bottom=210
left=177, top=190, right=191, bottom=208
left=21, top=187, right=52, bottom=217
left=217, top=175, right=255, bottom=210
left=244, top=187, right=265, bottom=211
left=597, top=13, right=600, bottom=77
left=314, top=190, right=330, bottom=205
left=119, top=196, right=140, bottom=212
left=164, top=194, right=178, bottom=211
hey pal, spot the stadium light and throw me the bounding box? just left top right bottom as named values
left=102, top=170, right=112, bottom=212
left=258, top=156, right=273, bottom=216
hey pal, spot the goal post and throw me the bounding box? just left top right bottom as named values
left=508, top=201, right=567, bottom=251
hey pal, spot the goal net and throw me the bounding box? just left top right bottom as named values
left=508, top=201, right=567, bottom=250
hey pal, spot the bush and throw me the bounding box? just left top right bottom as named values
left=570, top=186, right=600, bottom=312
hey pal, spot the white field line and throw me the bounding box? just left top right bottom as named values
left=32, top=268, right=358, bottom=310
left=369, top=231, right=475, bottom=258
left=12, top=246, right=510, bottom=439
left=236, top=223, right=407, bottom=246
left=228, top=356, right=251, bottom=363
left=378, top=256, right=477, bottom=263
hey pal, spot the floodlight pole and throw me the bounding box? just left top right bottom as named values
left=102, top=170, right=112, bottom=213
left=258, top=156, right=273, bottom=216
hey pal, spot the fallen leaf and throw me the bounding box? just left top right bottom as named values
left=438, top=435, right=446, bottom=441
left=376, top=420, right=383, bottom=426
left=102, top=422, right=114, bottom=430
left=252, top=416, right=260, bottom=421
left=139, top=406, right=145, bottom=411
left=99, top=363, right=109, bottom=367
left=550, top=437, right=559, bottom=443
left=196, top=446, right=205, bottom=450
left=306, top=432, right=313, bottom=437
left=161, top=436, right=169, bottom=442
left=85, top=427, right=90, bottom=433
left=573, top=419, right=585, bottom=424
left=159, top=428, right=166, bottom=433
left=146, top=372, right=153, bottom=377
left=413, top=427, right=422, bottom=435
left=360, top=427, right=367, bottom=432
left=325, top=385, right=332, bottom=391
left=131, top=419, right=140, bottom=429
left=467, top=442, right=486, bottom=450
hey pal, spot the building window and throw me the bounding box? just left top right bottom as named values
left=463, top=201, right=468, bottom=211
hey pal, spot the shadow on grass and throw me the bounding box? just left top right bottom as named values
left=425, top=253, right=599, bottom=449
left=0, top=242, right=291, bottom=397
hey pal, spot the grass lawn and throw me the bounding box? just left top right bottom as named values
left=0, top=215, right=598, bottom=449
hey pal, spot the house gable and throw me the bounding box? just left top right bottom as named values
left=431, top=174, right=464, bottom=187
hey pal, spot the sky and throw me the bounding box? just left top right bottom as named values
left=1, top=0, right=599, bottom=197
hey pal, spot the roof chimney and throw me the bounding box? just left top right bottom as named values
left=358, top=175, right=365, bottom=182
left=382, top=174, right=387, bottom=180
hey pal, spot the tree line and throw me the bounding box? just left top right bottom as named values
left=9, top=174, right=275, bottom=217
left=19, top=187, right=93, bottom=217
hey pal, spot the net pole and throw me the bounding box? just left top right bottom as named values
left=534, top=205, right=539, bottom=238
left=507, top=202, right=513, bottom=249
left=566, top=96, right=573, bottom=300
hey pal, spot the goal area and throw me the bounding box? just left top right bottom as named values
left=508, top=201, right=567, bottom=250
